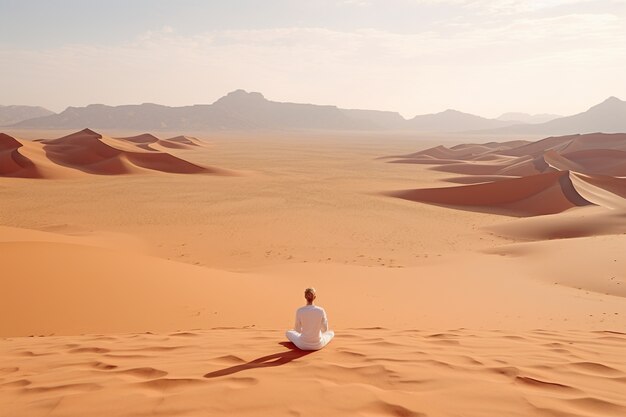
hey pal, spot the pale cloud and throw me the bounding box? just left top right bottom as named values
left=1, top=5, right=625, bottom=118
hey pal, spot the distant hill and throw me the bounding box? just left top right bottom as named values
left=489, top=97, right=626, bottom=135
left=497, top=112, right=561, bottom=124
left=0, top=105, right=55, bottom=126
left=407, top=109, right=512, bottom=132
left=209, top=90, right=384, bottom=130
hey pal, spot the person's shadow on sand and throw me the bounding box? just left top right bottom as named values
left=203, top=342, right=315, bottom=378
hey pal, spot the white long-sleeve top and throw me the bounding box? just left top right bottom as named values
left=294, top=305, right=329, bottom=349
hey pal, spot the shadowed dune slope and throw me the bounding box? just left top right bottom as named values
left=488, top=206, right=626, bottom=240
left=386, top=133, right=626, bottom=216
left=562, top=149, right=626, bottom=176
left=0, top=133, right=42, bottom=178
left=0, top=129, right=228, bottom=178
left=165, top=135, right=202, bottom=146
left=389, top=171, right=592, bottom=216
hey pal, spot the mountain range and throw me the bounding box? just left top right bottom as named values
left=0, top=105, right=54, bottom=126
left=6, top=91, right=626, bottom=135
left=489, top=97, right=626, bottom=135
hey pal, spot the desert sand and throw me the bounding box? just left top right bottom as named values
left=1, top=130, right=625, bottom=416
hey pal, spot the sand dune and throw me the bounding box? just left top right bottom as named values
left=116, top=133, right=162, bottom=150
left=389, top=171, right=591, bottom=216
left=0, top=129, right=227, bottom=178
left=42, top=129, right=217, bottom=175
left=1, top=328, right=625, bottom=417
left=385, top=140, right=530, bottom=162
left=0, top=133, right=41, bottom=178
left=120, top=133, right=203, bottom=151
left=560, top=149, right=626, bottom=176
left=387, top=133, right=626, bottom=216
left=488, top=206, right=626, bottom=240
left=544, top=149, right=586, bottom=172
left=570, top=173, right=626, bottom=210
left=164, top=135, right=202, bottom=146
left=488, top=233, right=626, bottom=297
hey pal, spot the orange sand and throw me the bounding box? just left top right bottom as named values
left=1, top=131, right=625, bottom=417
left=2, top=329, right=625, bottom=417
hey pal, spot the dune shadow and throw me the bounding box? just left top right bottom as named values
left=203, top=342, right=315, bottom=378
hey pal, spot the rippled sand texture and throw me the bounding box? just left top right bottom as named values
left=1, top=329, right=625, bottom=417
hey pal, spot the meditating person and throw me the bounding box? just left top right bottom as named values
left=286, top=287, right=334, bottom=351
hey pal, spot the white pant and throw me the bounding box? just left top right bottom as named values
left=286, top=330, right=335, bottom=351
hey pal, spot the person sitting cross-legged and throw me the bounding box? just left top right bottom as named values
left=285, top=287, right=334, bottom=351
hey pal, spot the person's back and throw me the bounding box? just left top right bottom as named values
left=286, top=288, right=334, bottom=351
left=295, top=305, right=327, bottom=345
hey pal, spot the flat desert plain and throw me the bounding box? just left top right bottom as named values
left=1, top=130, right=625, bottom=417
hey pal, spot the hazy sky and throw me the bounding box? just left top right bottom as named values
left=1, top=0, right=625, bottom=118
